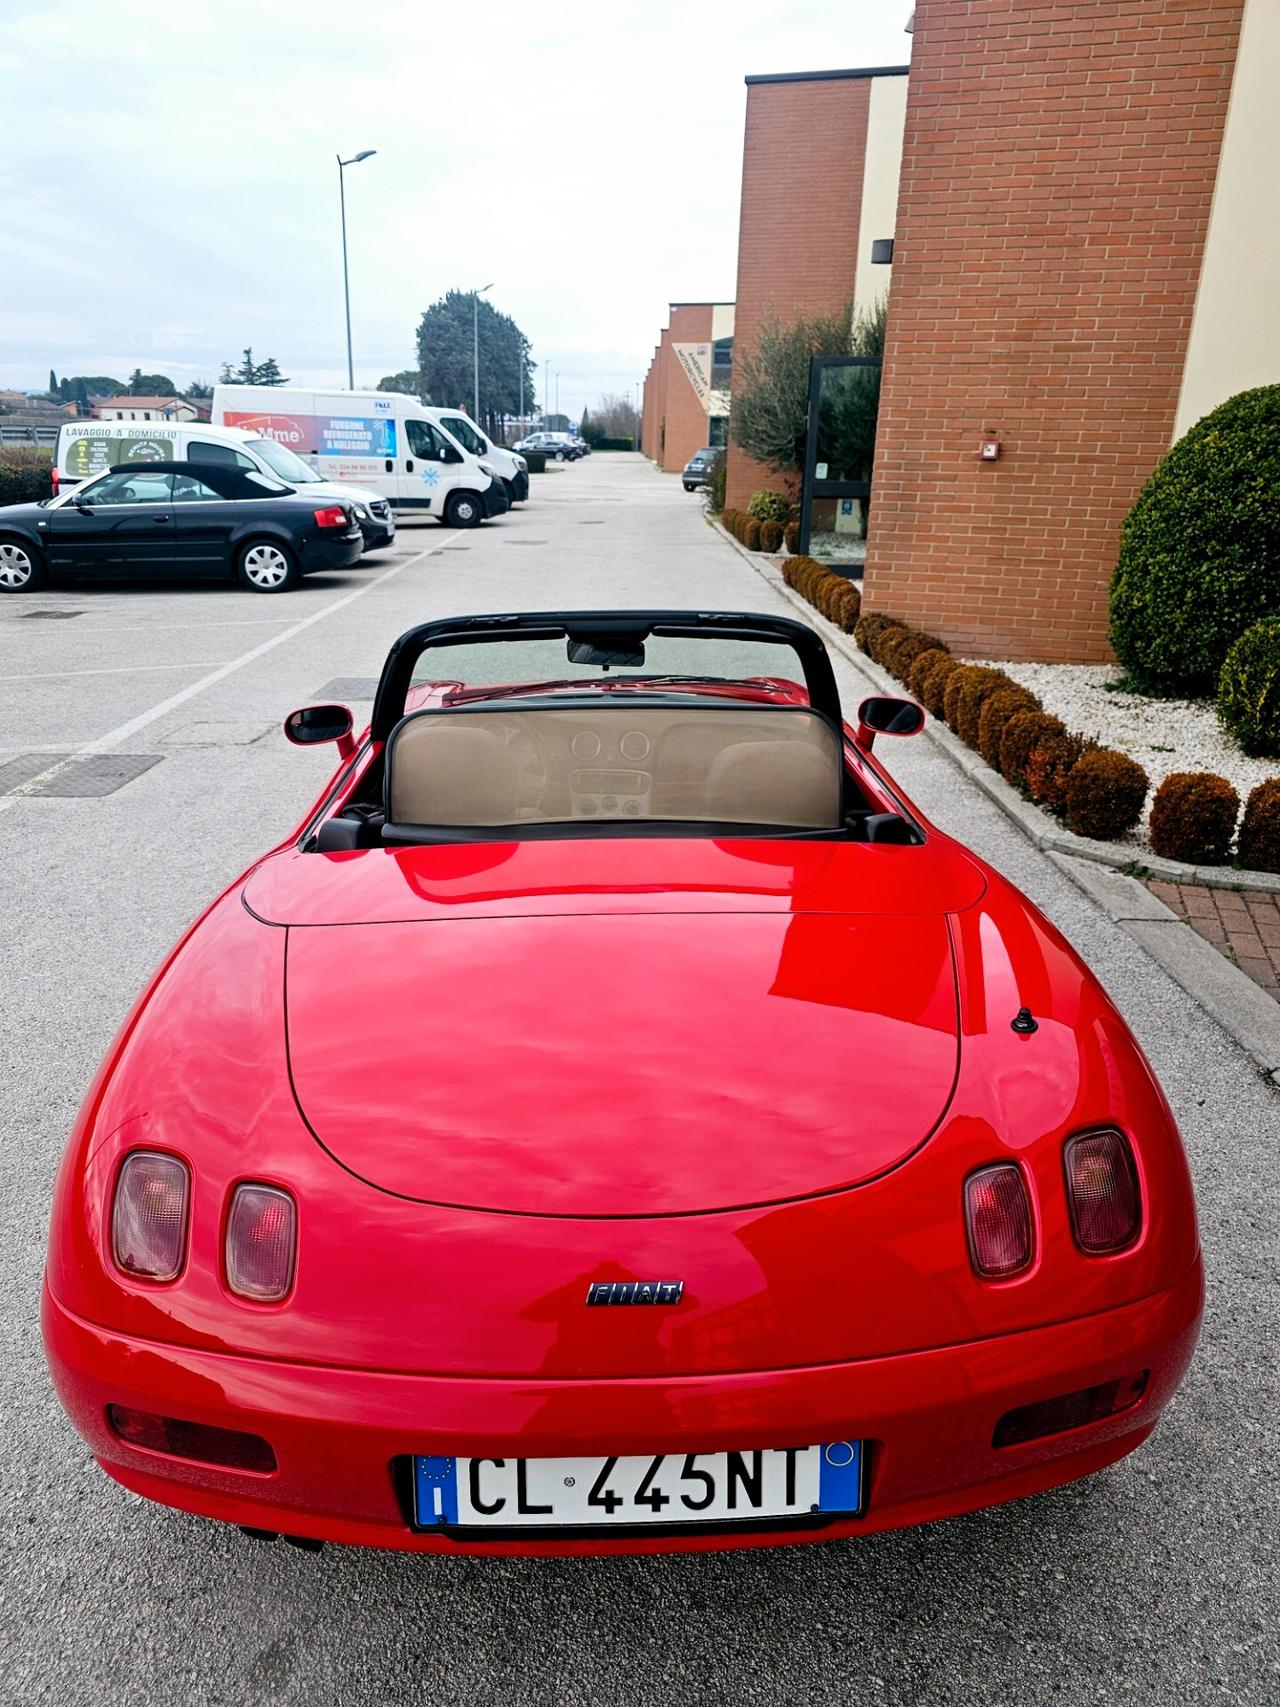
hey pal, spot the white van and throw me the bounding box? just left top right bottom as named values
left=422, top=407, right=529, bottom=506
left=54, top=420, right=396, bottom=552
left=211, top=386, right=506, bottom=526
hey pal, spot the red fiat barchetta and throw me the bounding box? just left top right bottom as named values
left=42, top=610, right=1202, bottom=1556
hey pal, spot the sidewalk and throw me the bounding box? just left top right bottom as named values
left=1149, top=881, right=1280, bottom=1002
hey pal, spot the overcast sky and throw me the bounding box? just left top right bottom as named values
left=0, top=1, right=911, bottom=418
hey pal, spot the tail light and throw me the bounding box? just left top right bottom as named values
left=1065, top=1129, right=1141, bottom=1253
left=107, top=1405, right=276, bottom=1472
left=964, top=1163, right=1033, bottom=1279
left=51, top=467, right=60, bottom=495
left=225, top=1183, right=296, bottom=1301
left=313, top=505, right=348, bottom=528
left=111, top=1151, right=190, bottom=1281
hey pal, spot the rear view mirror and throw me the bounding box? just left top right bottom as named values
left=285, top=703, right=356, bottom=758
left=855, top=695, right=925, bottom=751
left=566, top=638, right=646, bottom=669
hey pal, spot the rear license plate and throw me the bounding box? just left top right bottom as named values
left=412, top=1443, right=863, bottom=1530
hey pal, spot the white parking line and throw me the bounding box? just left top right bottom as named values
left=3, top=660, right=234, bottom=683
left=0, top=543, right=442, bottom=813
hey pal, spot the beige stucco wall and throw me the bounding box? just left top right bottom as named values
left=1174, top=0, right=1280, bottom=437
left=852, top=73, right=907, bottom=319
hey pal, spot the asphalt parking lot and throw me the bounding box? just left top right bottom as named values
left=2, top=454, right=1276, bottom=1706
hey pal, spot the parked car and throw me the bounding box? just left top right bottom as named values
left=212, top=385, right=505, bottom=524
left=682, top=446, right=724, bottom=491
left=0, top=460, right=363, bottom=594
left=572, top=437, right=591, bottom=456
left=514, top=432, right=581, bottom=462
left=42, top=607, right=1201, bottom=1555
left=55, top=419, right=394, bottom=553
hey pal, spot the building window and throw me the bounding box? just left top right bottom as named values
left=711, top=337, right=733, bottom=390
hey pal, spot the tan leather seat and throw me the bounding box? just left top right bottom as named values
left=387, top=720, right=523, bottom=825
left=704, top=738, right=842, bottom=829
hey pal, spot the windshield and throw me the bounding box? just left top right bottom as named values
left=245, top=436, right=322, bottom=482
left=410, top=634, right=805, bottom=696
left=438, top=414, right=486, bottom=455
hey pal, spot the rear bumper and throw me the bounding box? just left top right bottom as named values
left=299, top=530, right=363, bottom=572
left=43, top=1258, right=1201, bottom=1556
left=357, top=515, right=395, bottom=550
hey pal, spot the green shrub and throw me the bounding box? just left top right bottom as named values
left=705, top=454, right=727, bottom=515
left=854, top=613, right=904, bottom=658
left=1109, top=384, right=1280, bottom=691
left=0, top=450, right=53, bottom=504
left=1238, top=779, right=1280, bottom=873
left=1217, top=617, right=1280, bottom=757
left=747, top=489, right=790, bottom=526
left=783, top=521, right=800, bottom=554
left=907, top=646, right=951, bottom=701
left=592, top=437, right=634, bottom=451
left=976, top=686, right=1040, bottom=768
left=920, top=654, right=962, bottom=718
left=999, top=711, right=1066, bottom=787
left=1148, top=772, right=1240, bottom=864
left=759, top=519, right=784, bottom=553
left=1064, top=750, right=1150, bottom=840
left=1025, top=730, right=1089, bottom=814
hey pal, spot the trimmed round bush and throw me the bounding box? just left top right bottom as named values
left=920, top=654, right=962, bottom=718
left=999, top=711, right=1066, bottom=787
left=747, top=489, right=790, bottom=526
left=907, top=646, right=951, bottom=701
left=1217, top=617, right=1280, bottom=757
left=820, top=578, right=861, bottom=632
left=1238, top=778, right=1280, bottom=873
left=759, top=519, right=785, bottom=553
left=743, top=518, right=762, bottom=551
left=946, top=666, right=1007, bottom=745
left=1064, top=750, right=1149, bottom=841
left=881, top=629, right=946, bottom=684
left=1148, top=772, right=1240, bottom=864
left=1025, top=730, right=1089, bottom=814
left=854, top=613, right=904, bottom=657
left=783, top=521, right=800, bottom=554
left=1109, top=384, right=1280, bottom=691
left=977, top=686, right=1040, bottom=769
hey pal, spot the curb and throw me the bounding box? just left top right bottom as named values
left=711, top=518, right=1280, bottom=1086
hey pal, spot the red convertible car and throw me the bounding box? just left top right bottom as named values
left=43, top=609, right=1202, bottom=1556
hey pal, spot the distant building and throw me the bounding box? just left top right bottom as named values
left=93, top=396, right=198, bottom=423
left=641, top=303, right=734, bottom=474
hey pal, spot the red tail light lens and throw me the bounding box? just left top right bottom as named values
left=108, top=1405, right=276, bottom=1472
left=964, top=1163, right=1033, bottom=1278
left=226, top=1183, right=296, bottom=1301
left=111, top=1151, right=190, bottom=1281
left=51, top=467, right=60, bottom=495
left=313, top=505, right=348, bottom=528
left=1065, top=1129, right=1141, bottom=1253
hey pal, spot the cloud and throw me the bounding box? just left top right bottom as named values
left=1, top=0, right=911, bottom=414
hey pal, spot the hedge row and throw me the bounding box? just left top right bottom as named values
left=0, top=450, right=53, bottom=505
left=721, top=507, right=786, bottom=553
left=1217, top=617, right=1280, bottom=758
left=1143, top=772, right=1280, bottom=871
left=782, top=556, right=861, bottom=631
left=852, top=615, right=1150, bottom=842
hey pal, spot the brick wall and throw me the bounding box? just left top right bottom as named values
left=864, top=0, right=1245, bottom=662
left=642, top=305, right=717, bottom=473
left=725, top=73, right=876, bottom=511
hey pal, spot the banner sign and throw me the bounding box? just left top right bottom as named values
left=63, top=426, right=177, bottom=480
left=222, top=409, right=397, bottom=459
left=672, top=343, right=713, bottom=411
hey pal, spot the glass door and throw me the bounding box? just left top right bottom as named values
left=798, top=355, right=882, bottom=571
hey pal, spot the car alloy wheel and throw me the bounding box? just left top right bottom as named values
left=0, top=540, right=39, bottom=591
left=446, top=493, right=482, bottom=528
left=239, top=543, right=296, bottom=592
left=554, top=451, right=566, bottom=461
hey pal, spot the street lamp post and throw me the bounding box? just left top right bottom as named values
left=336, top=150, right=376, bottom=389
left=472, top=283, right=493, bottom=423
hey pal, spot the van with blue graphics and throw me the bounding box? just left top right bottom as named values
left=211, top=385, right=506, bottom=527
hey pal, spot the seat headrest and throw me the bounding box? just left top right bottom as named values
left=386, top=718, right=523, bottom=825
left=705, top=738, right=842, bottom=829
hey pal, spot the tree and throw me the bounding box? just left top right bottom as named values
left=415, top=291, right=536, bottom=424
left=60, top=375, right=124, bottom=400
left=48, top=368, right=58, bottom=398
left=730, top=300, right=885, bottom=480
left=128, top=369, right=177, bottom=396
left=184, top=380, right=213, bottom=401
left=74, top=380, right=90, bottom=416
left=378, top=369, right=427, bottom=400
left=583, top=393, right=638, bottom=445
left=218, top=349, right=288, bottom=386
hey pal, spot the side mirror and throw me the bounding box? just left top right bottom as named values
left=855, top=695, right=925, bottom=752
left=284, top=703, right=356, bottom=760
left=74, top=496, right=94, bottom=513
left=440, top=445, right=463, bottom=464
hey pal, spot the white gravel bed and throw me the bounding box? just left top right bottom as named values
left=973, top=659, right=1279, bottom=836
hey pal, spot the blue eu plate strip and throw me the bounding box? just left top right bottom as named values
left=818, top=1440, right=863, bottom=1513
left=413, top=1456, right=459, bottom=1525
